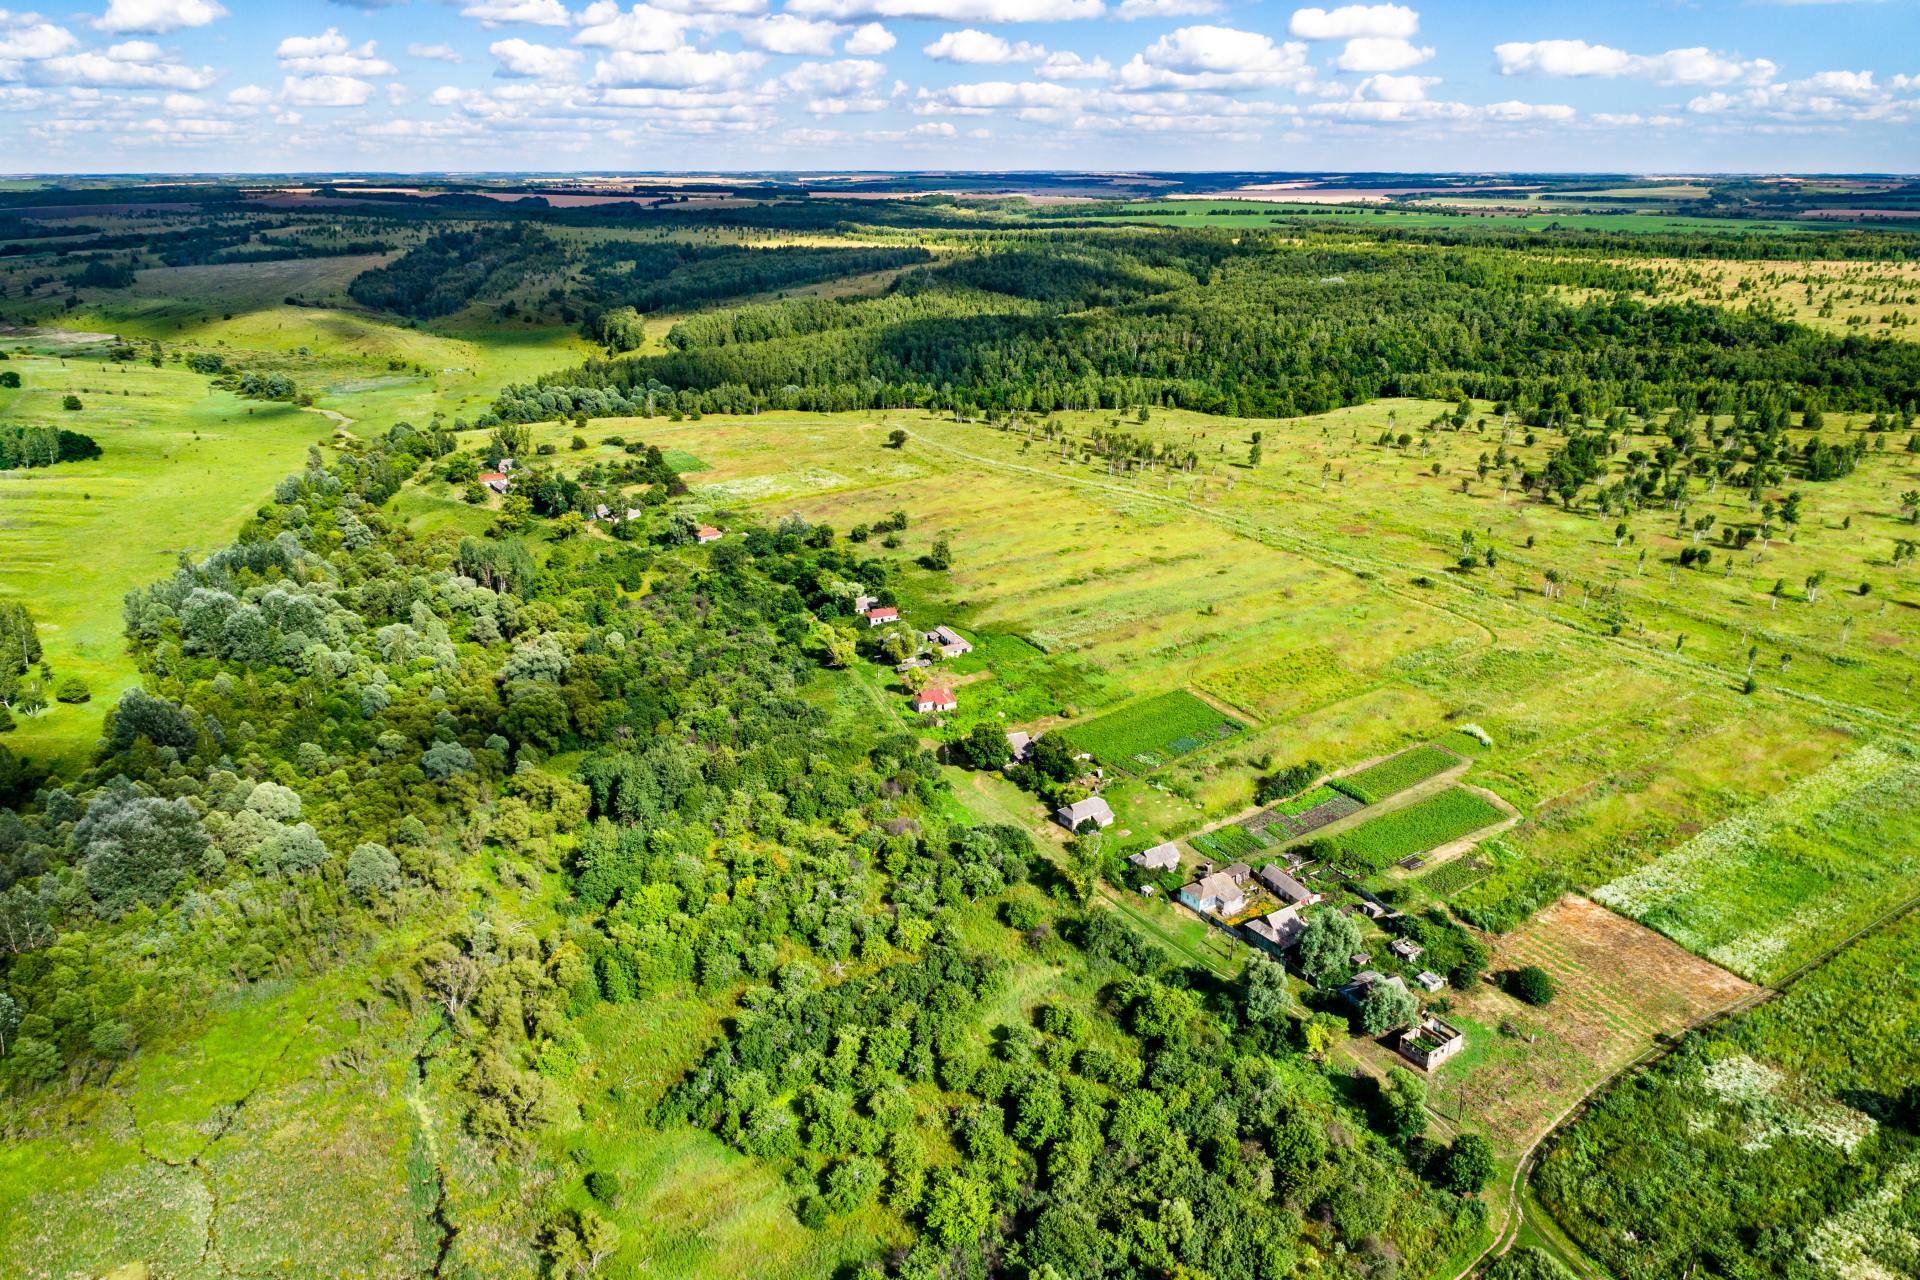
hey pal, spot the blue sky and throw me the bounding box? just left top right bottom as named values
left=2, top=1, right=1915, bottom=172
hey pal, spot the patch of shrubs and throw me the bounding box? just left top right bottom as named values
left=1505, top=965, right=1557, bottom=1006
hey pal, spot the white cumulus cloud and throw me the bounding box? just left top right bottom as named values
left=843, top=22, right=894, bottom=54
left=1290, top=5, right=1418, bottom=41
left=1336, top=36, right=1431, bottom=72
left=573, top=5, right=686, bottom=53
left=786, top=0, right=1103, bottom=21
left=409, top=43, right=466, bottom=65
left=594, top=46, right=766, bottom=87
left=1494, top=40, right=1775, bottom=87
left=280, top=73, right=373, bottom=106
left=1116, top=0, right=1220, bottom=17
left=461, top=0, right=572, bottom=28
left=492, top=38, right=582, bottom=79
left=93, top=0, right=226, bottom=35
left=1036, top=51, right=1110, bottom=80
left=739, top=14, right=844, bottom=56
left=0, top=15, right=79, bottom=61
left=1118, top=25, right=1314, bottom=91
left=924, top=30, right=1044, bottom=65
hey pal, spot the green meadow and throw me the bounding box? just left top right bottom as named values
left=0, top=348, right=329, bottom=766
left=0, top=254, right=593, bottom=765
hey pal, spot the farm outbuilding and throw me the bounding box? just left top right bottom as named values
left=1399, top=1016, right=1465, bottom=1071
left=1257, top=864, right=1321, bottom=906
left=865, top=605, right=900, bottom=626
left=929, top=625, right=973, bottom=657
left=1129, top=843, right=1181, bottom=872
left=1056, top=796, right=1114, bottom=831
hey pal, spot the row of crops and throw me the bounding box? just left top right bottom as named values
left=1058, top=689, right=1244, bottom=774
left=1188, top=743, right=1476, bottom=867
left=1191, top=824, right=1269, bottom=862
left=1325, top=788, right=1509, bottom=875
left=1248, top=787, right=1364, bottom=841
left=1329, top=744, right=1462, bottom=805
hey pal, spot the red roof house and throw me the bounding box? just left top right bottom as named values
left=696, top=526, right=724, bottom=544
left=913, top=687, right=957, bottom=714
left=865, top=605, right=899, bottom=626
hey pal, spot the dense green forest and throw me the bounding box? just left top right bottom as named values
left=348, top=224, right=572, bottom=320
left=494, top=230, right=1920, bottom=423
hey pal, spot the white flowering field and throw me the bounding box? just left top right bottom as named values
left=1594, top=743, right=1920, bottom=983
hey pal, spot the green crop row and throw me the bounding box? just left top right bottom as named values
left=1330, top=788, right=1507, bottom=873
left=1059, top=689, right=1243, bottom=774
left=1330, top=744, right=1460, bottom=805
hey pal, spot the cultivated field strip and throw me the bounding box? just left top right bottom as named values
left=1595, top=743, right=1920, bottom=982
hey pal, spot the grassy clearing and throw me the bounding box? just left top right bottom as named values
left=1333, top=743, right=1463, bottom=803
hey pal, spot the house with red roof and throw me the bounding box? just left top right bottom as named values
left=913, top=687, right=957, bottom=714
left=865, top=605, right=899, bottom=627
left=696, top=525, right=724, bottom=544
left=478, top=471, right=511, bottom=494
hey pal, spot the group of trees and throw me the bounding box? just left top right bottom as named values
left=0, top=424, right=100, bottom=470
left=578, top=242, right=930, bottom=346
left=664, top=904, right=1492, bottom=1280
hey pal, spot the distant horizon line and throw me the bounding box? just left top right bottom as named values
left=4, top=169, right=1918, bottom=181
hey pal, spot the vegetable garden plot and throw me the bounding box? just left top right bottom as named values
left=1192, top=825, right=1266, bottom=862
left=1267, top=790, right=1359, bottom=840
left=1059, top=689, right=1244, bottom=774
left=1328, top=787, right=1507, bottom=874
left=1247, top=788, right=1364, bottom=840
left=1417, top=854, right=1492, bottom=899
left=1330, top=744, right=1462, bottom=805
